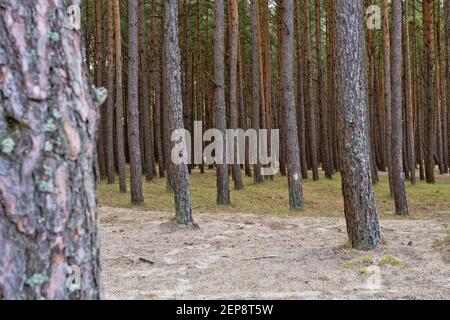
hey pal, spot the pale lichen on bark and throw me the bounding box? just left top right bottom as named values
left=0, top=0, right=101, bottom=299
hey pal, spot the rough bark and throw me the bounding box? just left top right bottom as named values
left=128, top=0, right=144, bottom=204
left=0, top=0, right=102, bottom=299
left=334, top=0, right=382, bottom=251
left=280, top=0, right=304, bottom=210
left=164, top=0, right=194, bottom=224
left=214, top=0, right=230, bottom=205
left=391, top=0, right=409, bottom=215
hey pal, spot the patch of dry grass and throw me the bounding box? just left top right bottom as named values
left=98, top=168, right=450, bottom=220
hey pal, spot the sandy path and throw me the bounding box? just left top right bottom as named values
left=99, top=207, right=450, bottom=300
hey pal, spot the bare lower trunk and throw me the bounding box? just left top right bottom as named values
left=391, top=0, right=409, bottom=215
left=280, top=0, right=304, bottom=210
left=334, top=0, right=382, bottom=251
left=214, top=0, right=230, bottom=205
left=164, top=0, right=194, bottom=224
left=128, top=0, right=144, bottom=204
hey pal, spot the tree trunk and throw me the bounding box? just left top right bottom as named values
left=250, top=0, right=263, bottom=183
left=423, top=0, right=436, bottom=183
left=412, top=0, right=425, bottom=181
left=214, top=0, right=230, bottom=205
left=229, top=0, right=244, bottom=191
left=105, top=0, right=115, bottom=184
left=280, top=0, right=305, bottom=210
left=327, top=0, right=338, bottom=173
left=367, top=13, right=379, bottom=184
left=382, top=0, right=394, bottom=195
left=334, top=0, right=382, bottom=251
left=164, top=0, right=194, bottom=224
left=391, top=0, right=409, bottom=215
left=295, top=1, right=308, bottom=180
left=436, top=1, right=448, bottom=174
left=316, top=0, right=331, bottom=179
left=128, top=0, right=144, bottom=204
left=114, top=0, right=126, bottom=193
left=404, top=0, right=416, bottom=184
left=196, top=0, right=205, bottom=174
left=238, top=37, right=252, bottom=178
left=446, top=0, right=450, bottom=169
left=0, top=0, right=101, bottom=299
left=95, top=0, right=106, bottom=179
left=276, top=4, right=286, bottom=177
left=304, top=0, right=319, bottom=181
left=150, top=1, right=165, bottom=178
left=139, top=1, right=153, bottom=182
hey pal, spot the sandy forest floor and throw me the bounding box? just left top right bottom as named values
left=100, top=207, right=450, bottom=300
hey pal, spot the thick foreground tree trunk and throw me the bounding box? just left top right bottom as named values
left=0, top=0, right=101, bottom=299
left=334, top=0, right=382, bottom=251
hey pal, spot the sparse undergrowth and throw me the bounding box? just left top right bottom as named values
left=341, top=254, right=407, bottom=275
left=98, top=168, right=450, bottom=220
